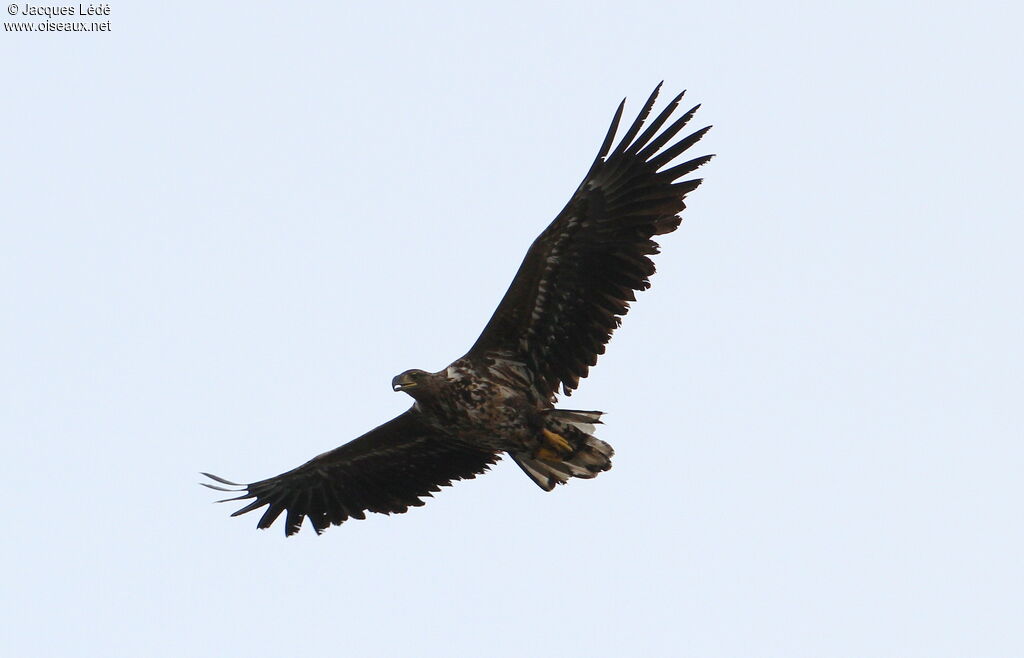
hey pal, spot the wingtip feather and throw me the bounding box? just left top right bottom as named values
left=595, top=99, right=626, bottom=161
left=201, top=472, right=244, bottom=486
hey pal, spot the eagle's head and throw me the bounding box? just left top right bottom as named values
left=392, top=369, right=434, bottom=399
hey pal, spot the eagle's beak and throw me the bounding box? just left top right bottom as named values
left=392, top=373, right=417, bottom=392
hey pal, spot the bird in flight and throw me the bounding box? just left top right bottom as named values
left=203, top=83, right=713, bottom=536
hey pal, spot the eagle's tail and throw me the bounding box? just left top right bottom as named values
left=511, top=409, right=613, bottom=492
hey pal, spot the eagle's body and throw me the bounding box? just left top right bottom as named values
left=398, top=354, right=612, bottom=490
left=405, top=357, right=543, bottom=445
left=203, top=84, right=713, bottom=536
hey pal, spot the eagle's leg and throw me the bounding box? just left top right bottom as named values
left=535, top=428, right=574, bottom=460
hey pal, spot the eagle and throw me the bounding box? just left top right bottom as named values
left=202, top=83, right=713, bottom=536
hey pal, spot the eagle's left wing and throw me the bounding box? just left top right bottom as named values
left=467, top=83, right=713, bottom=399
left=202, top=409, right=499, bottom=536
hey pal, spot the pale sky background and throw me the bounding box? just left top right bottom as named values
left=3, top=2, right=1022, bottom=657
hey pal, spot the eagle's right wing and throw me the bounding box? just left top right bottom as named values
left=466, top=83, right=712, bottom=400
left=202, top=410, right=499, bottom=536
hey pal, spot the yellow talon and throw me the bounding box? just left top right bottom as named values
left=535, top=446, right=560, bottom=460
left=537, top=429, right=572, bottom=460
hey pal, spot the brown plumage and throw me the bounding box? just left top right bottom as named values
left=204, top=411, right=498, bottom=536
left=202, top=83, right=713, bottom=536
